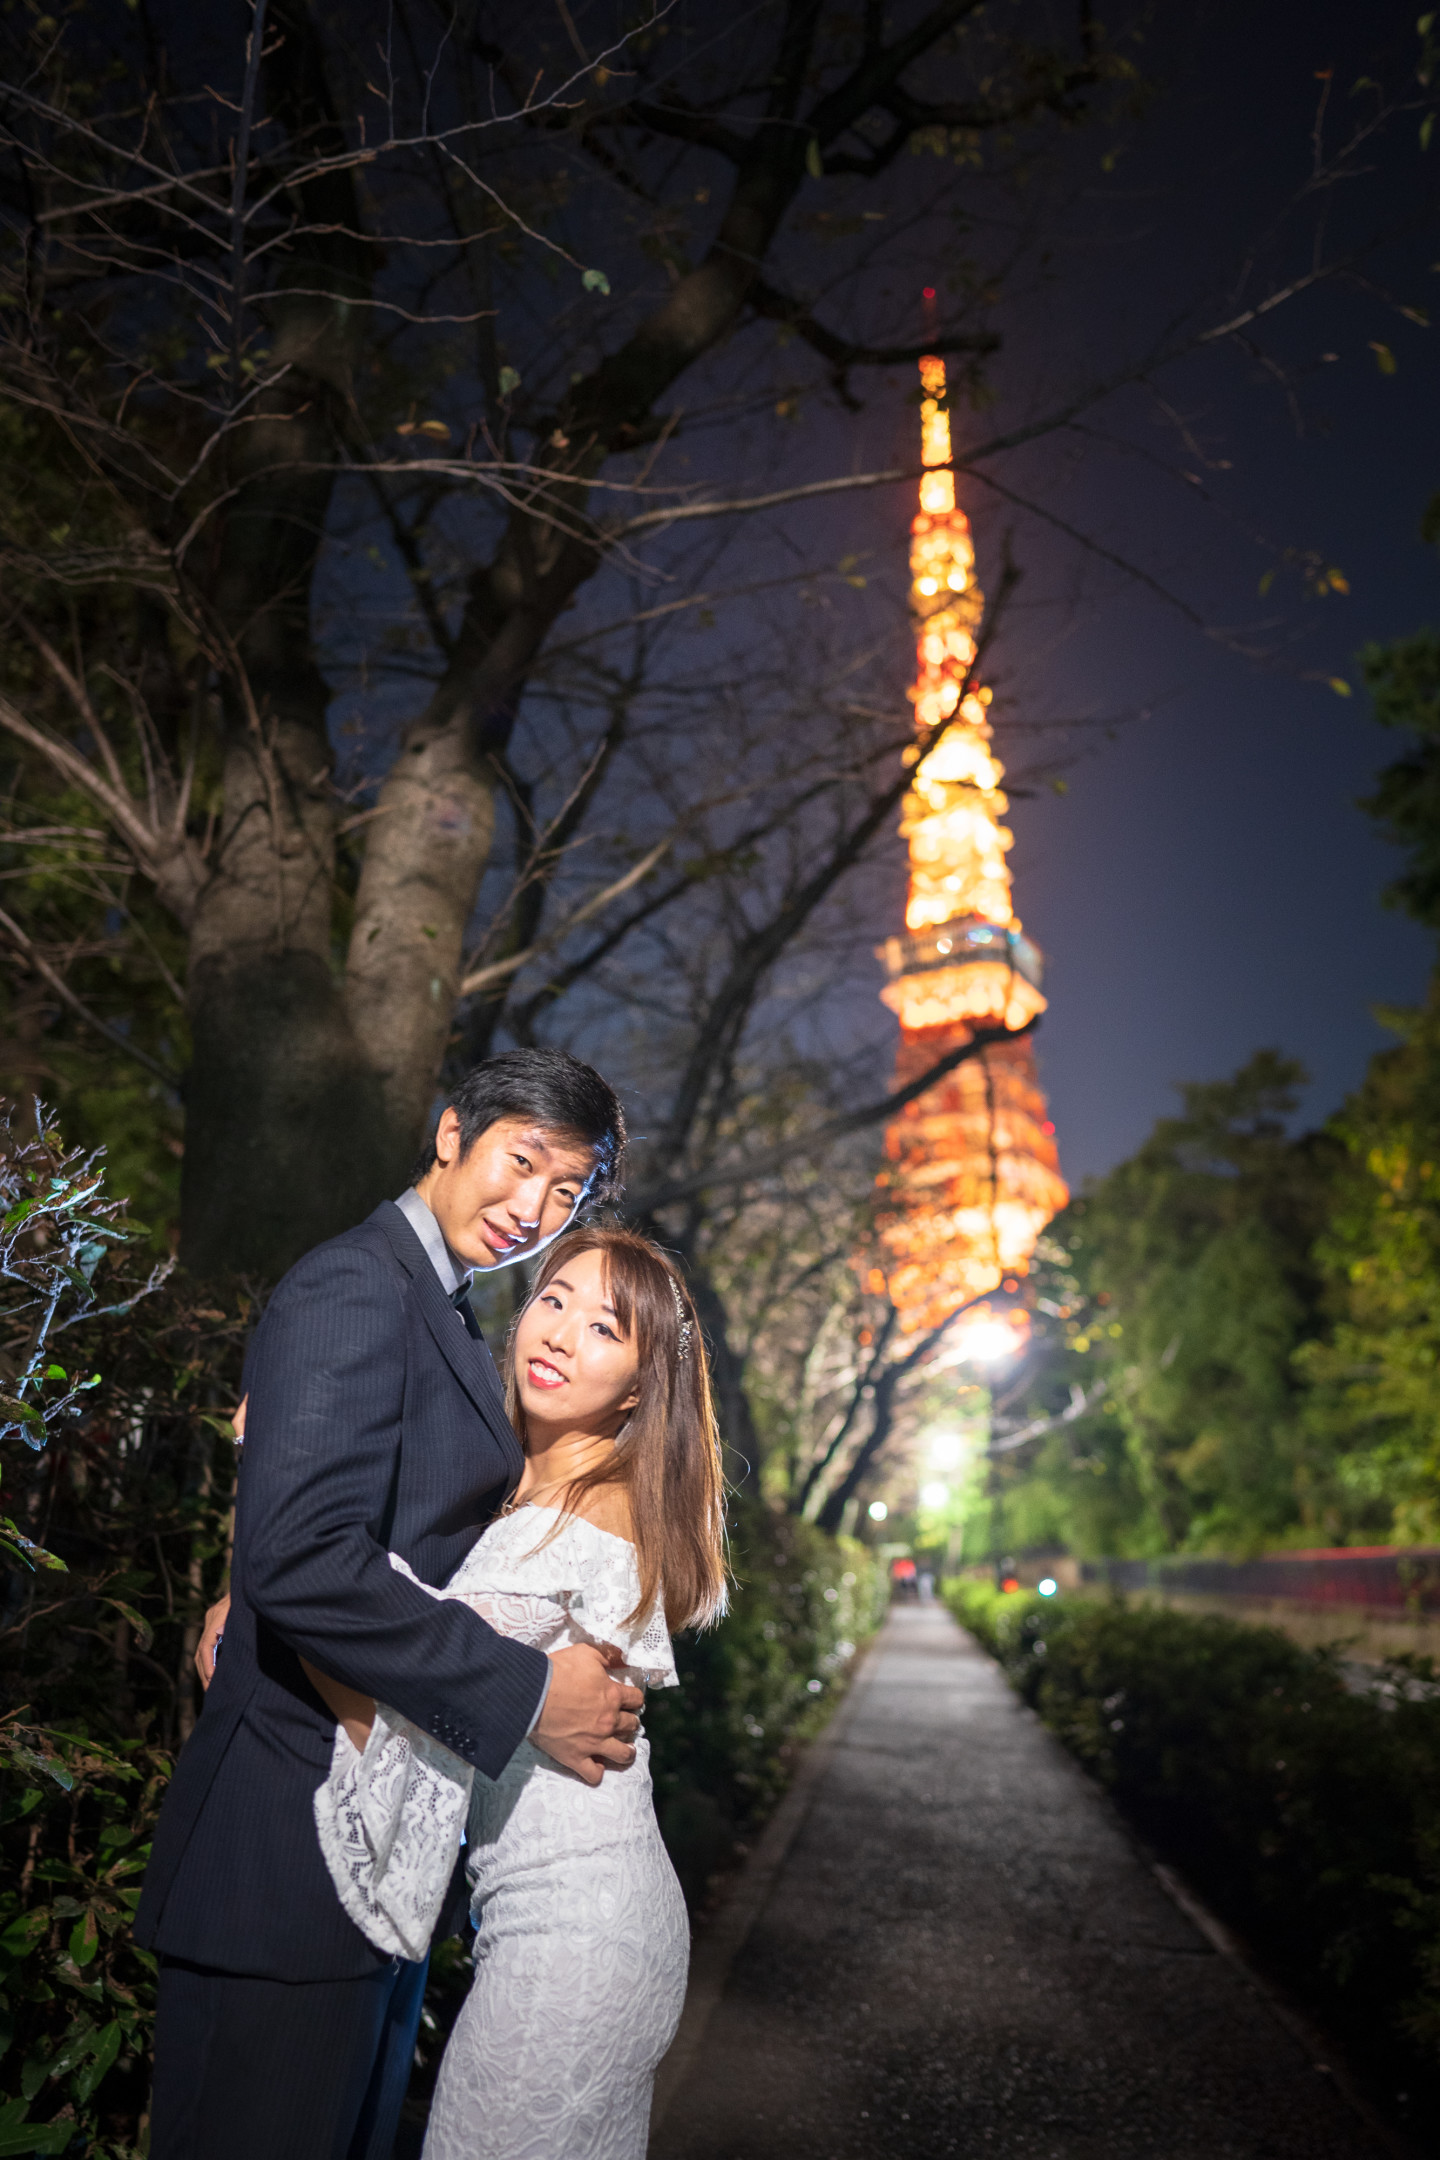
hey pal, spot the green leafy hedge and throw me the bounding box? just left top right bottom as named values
left=648, top=1505, right=887, bottom=1903
left=2, top=1109, right=246, bottom=2156
left=0, top=1729, right=173, bottom=2158
left=947, top=1580, right=1440, bottom=2130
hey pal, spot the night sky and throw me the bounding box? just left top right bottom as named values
left=956, top=0, right=1440, bottom=1184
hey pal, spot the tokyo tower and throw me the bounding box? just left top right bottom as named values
left=873, top=345, right=1068, bottom=1334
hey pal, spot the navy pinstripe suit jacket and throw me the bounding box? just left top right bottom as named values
left=134, top=1201, right=548, bottom=1982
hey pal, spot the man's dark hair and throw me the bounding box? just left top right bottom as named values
left=411, top=1049, right=627, bottom=1203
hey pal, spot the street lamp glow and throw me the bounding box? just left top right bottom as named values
left=867, top=1501, right=889, bottom=1523
left=920, top=1480, right=950, bottom=1510
left=1037, top=1577, right=1058, bottom=1597
left=957, top=1316, right=1020, bottom=1366
left=927, top=1430, right=968, bottom=1473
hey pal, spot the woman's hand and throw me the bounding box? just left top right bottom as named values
left=195, top=1595, right=231, bottom=1689
left=302, top=1661, right=377, bottom=1753
left=196, top=1604, right=376, bottom=1754
left=194, top=1394, right=246, bottom=1690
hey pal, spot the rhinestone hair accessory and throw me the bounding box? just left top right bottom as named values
left=669, top=1274, right=693, bottom=1362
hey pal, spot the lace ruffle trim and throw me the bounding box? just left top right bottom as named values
left=313, top=1707, right=472, bottom=1962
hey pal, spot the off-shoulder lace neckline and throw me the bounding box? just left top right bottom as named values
left=499, top=1502, right=635, bottom=1553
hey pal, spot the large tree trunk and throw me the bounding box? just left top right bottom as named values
left=343, top=550, right=559, bottom=1169
left=181, top=711, right=388, bottom=1277
left=179, top=2, right=385, bottom=1278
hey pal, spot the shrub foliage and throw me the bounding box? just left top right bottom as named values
left=2, top=1105, right=246, bottom=2155
left=648, top=1508, right=887, bottom=1903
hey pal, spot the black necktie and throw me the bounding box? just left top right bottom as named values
left=451, top=1281, right=483, bottom=1341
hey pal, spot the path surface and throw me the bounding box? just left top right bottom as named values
left=649, top=1603, right=1392, bottom=2160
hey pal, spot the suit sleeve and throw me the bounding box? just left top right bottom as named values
left=235, top=1244, right=548, bottom=1780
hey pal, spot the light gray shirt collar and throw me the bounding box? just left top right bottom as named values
left=395, top=1187, right=472, bottom=1299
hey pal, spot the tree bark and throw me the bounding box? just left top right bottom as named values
left=179, top=0, right=385, bottom=1276
left=815, top=1312, right=954, bottom=1530
left=685, top=1262, right=766, bottom=1499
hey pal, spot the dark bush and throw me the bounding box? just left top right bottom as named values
left=948, top=1580, right=1440, bottom=2129
left=2, top=1107, right=246, bottom=2156
left=648, top=1505, right=886, bottom=1904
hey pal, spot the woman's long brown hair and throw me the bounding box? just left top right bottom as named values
left=505, top=1227, right=728, bottom=1633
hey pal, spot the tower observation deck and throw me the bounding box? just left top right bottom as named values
left=874, top=351, right=1068, bottom=1333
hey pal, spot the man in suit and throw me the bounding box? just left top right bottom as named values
left=136, top=1048, right=644, bottom=2160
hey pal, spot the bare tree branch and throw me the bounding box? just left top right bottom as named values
left=0, top=686, right=202, bottom=921
left=988, top=1379, right=1108, bottom=1454
left=457, top=837, right=672, bottom=997
left=746, top=274, right=999, bottom=406
left=632, top=1016, right=1039, bottom=1215
left=0, top=904, right=180, bottom=1087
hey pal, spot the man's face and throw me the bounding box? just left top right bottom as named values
left=415, top=1112, right=598, bottom=1271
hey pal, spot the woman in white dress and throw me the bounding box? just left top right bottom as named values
left=301, top=1226, right=727, bottom=2160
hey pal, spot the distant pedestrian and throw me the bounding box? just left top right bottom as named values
left=918, top=1569, right=935, bottom=1603
left=890, top=1556, right=919, bottom=1602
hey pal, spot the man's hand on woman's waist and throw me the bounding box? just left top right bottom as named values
left=530, top=1643, right=642, bottom=1786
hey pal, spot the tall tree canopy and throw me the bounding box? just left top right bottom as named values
left=1297, top=497, right=1440, bottom=1543
left=998, top=1054, right=1338, bottom=1557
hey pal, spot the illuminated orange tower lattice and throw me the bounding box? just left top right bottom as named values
left=875, top=351, right=1068, bottom=1333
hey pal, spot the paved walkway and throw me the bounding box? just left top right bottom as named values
left=649, top=1604, right=1395, bottom=2160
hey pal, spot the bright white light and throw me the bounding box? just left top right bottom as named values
left=920, top=1480, right=950, bottom=1510
left=1037, top=1577, right=1058, bottom=1597
left=867, top=1501, right=889, bottom=1522
left=927, top=1430, right=968, bottom=1474
left=956, top=1318, right=1019, bottom=1366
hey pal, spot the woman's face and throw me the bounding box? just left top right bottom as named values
left=514, top=1246, right=641, bottom=1434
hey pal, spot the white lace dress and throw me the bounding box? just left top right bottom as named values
left=312, top=1507, right=689, bottom=2160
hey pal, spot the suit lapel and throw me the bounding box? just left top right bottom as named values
left=372, top=1203, right=523, bottom=1480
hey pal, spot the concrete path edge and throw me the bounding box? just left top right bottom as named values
left=650, top=1630, right=883, bottom=2136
